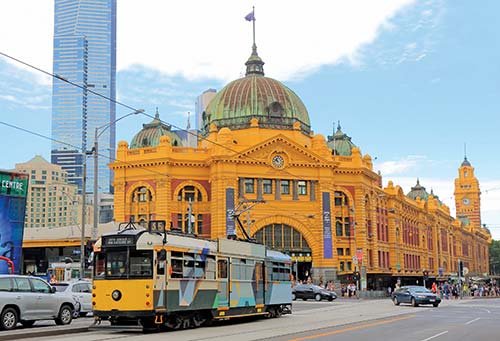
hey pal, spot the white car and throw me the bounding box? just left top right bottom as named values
left=52, top=281, right=92, bottom=316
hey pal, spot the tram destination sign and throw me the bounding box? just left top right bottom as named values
left=103, top=235, right=135, bottom=247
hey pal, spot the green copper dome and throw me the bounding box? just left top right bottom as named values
left=407, top=179, right=430, bottom=201
left=130, top=110, right=183, bottom=148
left=201, top=45, right=310, bottom=135
left=326, top=122, right=357, bottom=156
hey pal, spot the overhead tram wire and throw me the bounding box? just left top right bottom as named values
left=0, top=120, right=173, bottom=180
left=0, top=50, right=323, bottom=181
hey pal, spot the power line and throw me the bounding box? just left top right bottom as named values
left=0, top=50, right=318, bottom=182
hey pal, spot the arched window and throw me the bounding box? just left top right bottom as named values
left=177, top=185, right=204, bottom=202
left=254, top=224, right=310, bottom=252
left=131, top=186, right=152, bottom=203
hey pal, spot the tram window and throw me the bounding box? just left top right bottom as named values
left=106, top=251, right=128, bottom=277
left=217, top=260, right=227, bottom=279
left=171, top=258, right=183, bottom=278
left=94, top=253, right=105, bottom=278
left=130, top=251, right=152, bottom=277
left=183, top=254, right=195, bottom=278
left=206, top=256, right=216, bottom=280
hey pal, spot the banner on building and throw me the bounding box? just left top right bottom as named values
left=0, top=171, right=29, bottom=274
left=322, top=192, right=333, bottom=258
left=225, top=188, right=236, bottom=237
left=356, top=248, right=363, bottom=265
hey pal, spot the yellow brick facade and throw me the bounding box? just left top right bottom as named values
left=110, top=121, right=491, bottom=289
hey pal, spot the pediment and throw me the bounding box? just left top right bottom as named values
left=235, top=134, right=330, bottom=167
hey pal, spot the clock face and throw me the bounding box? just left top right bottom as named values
left=462, top=198, right=470, bottom=206
left=272, top=155, right=284, bottom=168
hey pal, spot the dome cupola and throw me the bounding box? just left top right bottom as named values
left=326, top=122, right=357, bottom=156
left=130, top=109, right=183, bottom=148
left=407, top=179, right=430, bottom=201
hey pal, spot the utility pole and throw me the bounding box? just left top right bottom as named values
left=247, top=209, right=251, bottom=237
left=80, top=155, right=86, bottom=278
left=187, top=198, right=193, bottom=234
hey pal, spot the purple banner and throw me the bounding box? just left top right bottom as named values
left=322, top=192, right=333, bottom=258
left=226, top=188, right=236, bottom=237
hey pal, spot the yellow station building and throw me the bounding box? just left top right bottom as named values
left=110, top=44, right=490, bottom=289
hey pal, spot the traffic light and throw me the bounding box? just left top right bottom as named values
left=85, top=240, right=94, bottom=266
left=423, top=270, right=429, bottom=280
left=353, top=271, right=360, bottom=281
left=458, top=260, right=464, bottom=277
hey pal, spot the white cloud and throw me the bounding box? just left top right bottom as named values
left=375, top=155, right=427, bottom=175
left=0, top=0, right=416, bottom=83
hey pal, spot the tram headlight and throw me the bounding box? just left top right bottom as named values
left=112, top=290, right=122, bottom=301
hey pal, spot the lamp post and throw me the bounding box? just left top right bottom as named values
left=92, top=109, right=144, bottom=240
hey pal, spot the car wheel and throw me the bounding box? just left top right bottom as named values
left=302, top=297, right=307, bottom=301
left=393, top=297, right=400, bottom=306
left=315, top=294, right=322, bottom=301
left=292, top=293, right=296, bottom=301
left=411, top=298, right=418, bottom=307
left=433, top=303, right=439, bottom=308
left=1, top=307, right=18, bottom=330
left=328, top=297, right=333, bottom=301
left=55, top=305, right=73, bottom=325
left=20, top=320, right=35, bottom=328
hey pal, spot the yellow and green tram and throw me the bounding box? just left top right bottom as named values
left=92, top=222, right=292, bottom=330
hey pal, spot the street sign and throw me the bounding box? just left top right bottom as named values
left=463, top=267, right=469, bottom=275
left=352, top=255, right=358, bottom=265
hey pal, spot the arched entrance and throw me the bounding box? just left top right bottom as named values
left=253, top=223, right=312, bottom=282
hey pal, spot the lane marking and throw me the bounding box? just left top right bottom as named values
left=288, top=315, right=416, bottom=341
left=481, top=309, right=491, bottom=314
left=420, top=330, right=448, bottom=341
left=465, top=317, right=481, bottom=325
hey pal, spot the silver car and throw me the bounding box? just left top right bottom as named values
left=0, top=275, right=76, bottom=330
left=52, top=281, right=92, bottom=316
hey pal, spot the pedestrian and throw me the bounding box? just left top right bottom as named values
left=431, top=282, right=437, bottom=294
left=387, top=286, right=392, bottom=297
left=341, top=285, right=345, bottom=297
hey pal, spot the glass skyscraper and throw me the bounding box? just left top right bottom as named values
left=51, top=0, right=116, bottom=194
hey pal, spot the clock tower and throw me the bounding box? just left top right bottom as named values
left=454, top=157, right=481, bottom=227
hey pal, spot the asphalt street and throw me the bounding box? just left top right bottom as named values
left=5, top=298, right=500, bottom=341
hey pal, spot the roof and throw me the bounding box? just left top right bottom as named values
left=326, top=123, right=357, bottom=156
left=407, top=179, right=430, bottom=201
left=202, top=46, right=310, bottom=135
left=130, top=110, right=183, bottom=148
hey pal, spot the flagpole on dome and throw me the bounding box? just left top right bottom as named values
left=252, top=6, right=256, bottom=47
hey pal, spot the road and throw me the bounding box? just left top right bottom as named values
left=6, top=298, right=500, bottom=341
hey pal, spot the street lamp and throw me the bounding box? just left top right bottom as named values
left=92, top=109, right=144, bottom=240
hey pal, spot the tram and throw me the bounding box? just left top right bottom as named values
left=92, top=221, right=292, bottom=330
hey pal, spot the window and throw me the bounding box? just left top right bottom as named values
left=298, top=181, right=307, bottom=195
left=197, top=214, right=203, bottom=234
left=0, top=278, right=12, bottom=291
left=244, top=179, right=254, bottom=193
left=263, top=179, right=273, bottom=194
left=345, top=248, right=351, bottom=256
left=347, top=262, right=352, bottom=271
left=14, top=278, right=31, bottom=292
left=177, top=185, right=203, bottom=202
left=340, top=261, right=345, bottom=272
left=218, top=259, right=228, bottom=278
left=337, top=248, right=344, bottom=256
left=281, top=180, right=290, bottom=195
left=336, top=220, right=343, bottom=236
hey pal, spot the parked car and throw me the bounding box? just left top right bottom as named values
left=0, top=275, right=76, bottom=330
left=392, top=286, right=441, bottom=307
left=52, top=281, right=92, bottom=317
left=292, top=284, right=337, bottom=301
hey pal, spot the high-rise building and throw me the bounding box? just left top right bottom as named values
left=195, top=89, right=217, bottom=130
left=51, top=0, right=117, bottom=194
left=454, top=157, right=481, bottom=227
left=15, top=155, right=94, bottom=229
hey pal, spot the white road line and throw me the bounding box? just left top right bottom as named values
left=420, top=331, right=449, bottom=341
left=465, top=317, right=481, bottom=325
left=481, top=309, right=491, bottom=314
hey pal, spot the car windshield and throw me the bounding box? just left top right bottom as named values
left=94, top=248, right=153, bottom=279
left=52, top=283, right=69, bottom=292
left=410, top=287, right=431, bottom=293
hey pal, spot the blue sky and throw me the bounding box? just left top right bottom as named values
left=0, top=1, right=499, bottom=238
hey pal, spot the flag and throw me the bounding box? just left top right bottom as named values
left=244, top=11, right=255, bottom=21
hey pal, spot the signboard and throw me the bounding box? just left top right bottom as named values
left=102, top=235, right=135, bottom=247
left=0, top=171, right=29, bottom=274
left=322, top=192, right=333, bottom=258
left=352, top=255, right=358, bottom=265
left=225, top=188, right=236, bottom=237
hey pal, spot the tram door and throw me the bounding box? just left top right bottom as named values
left=154, top=250, right=167, bottom=309
left=217, top=258, right=229, bottom=307
left=255, top=261, right=264, bottom=305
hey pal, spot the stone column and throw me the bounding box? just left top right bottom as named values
left=275, top=180, right=281, bottom=200
left=257, top=178, right=263, bottom=201
left=292, top=180, right=298, bottom=200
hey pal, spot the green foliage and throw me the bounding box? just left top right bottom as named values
left=490, top=239, right=500, bottom=275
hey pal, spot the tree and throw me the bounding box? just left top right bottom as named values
left=489, top=239, right=500, bottom=275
